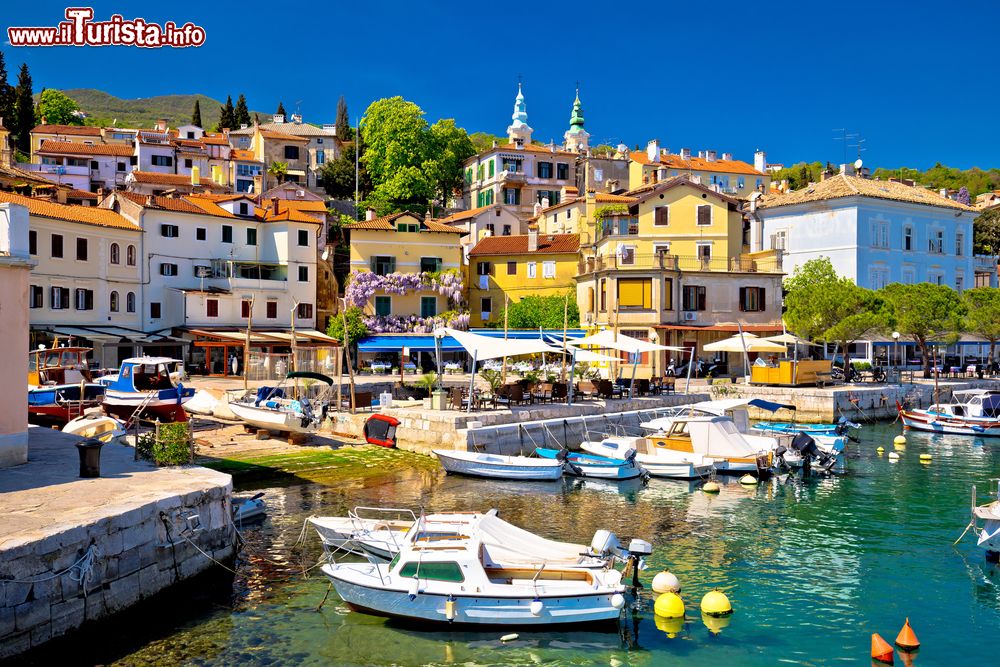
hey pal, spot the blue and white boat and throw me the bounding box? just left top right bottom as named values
left=535, top=447, right=647, bottom=480
left=99, top=357, right=194, bottom=423
left=752, top=418, right=857, bottom=451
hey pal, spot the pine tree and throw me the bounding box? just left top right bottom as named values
left=234, top=93, right=250, bottom=127
left=13, top=63, right=33, bottom=155
left=191, top=99, right=202, bottom=128
left=0, top=51, right=14, bottom=133
left=335, top=95, right=351, bottom=140
left=216, top=95, right=235, bottom=131
left=276, top=101, right=286, bottom=117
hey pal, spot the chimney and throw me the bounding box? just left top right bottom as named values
left=191, top=165, right=200, bottom=186
left=679, top=147, right=691, bottom=160
left=839, top=163, right=854, bottom=176
left=291, top=114, right=303, bottom=124
left=96, top=187, right=105, bottom=201
left=722, top=152, right=733, bottom=162
left=706, top=150, right=717, bottom=162
left=155, top=118, right=168, bottom=132
left=527, top=229, right=538, bottom=252
left=754, top=150, right=767, bottom=173
left=240, top=123, right=248, bottom=130
left=646, top=139, right=660, bottom=164
left=271, top=197, right=280, bottom=215
left=365, top=208, right=376, bottom=221
left=145, top=194, right=154, bottom=207
left=273, top=114, right=285, bottom=124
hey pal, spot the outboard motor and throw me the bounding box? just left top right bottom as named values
left=623, top=448, right=638, bottom=468
left=589, top=530, right=622, bottom=558
left=556, top=448, right=583, bottom=476
left=834, top=417, right=861, bottom=443
left=790, top=432, right=838, bottom=472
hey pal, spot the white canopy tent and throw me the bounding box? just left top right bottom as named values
left=704, top=333, right=786, bottom=377
left=569, top=329, right=691, bottom=395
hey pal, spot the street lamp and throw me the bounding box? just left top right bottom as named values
left=892, top=331, right=900, bottom=372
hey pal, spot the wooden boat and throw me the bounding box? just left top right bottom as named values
left=320, top=512, right=644, bottom=627
left=62, top=412, right=125, bottom=443
left=100, top=357, right=193, bottom=423
left=534, top=447, right=646, bottom=480
left=580, top=435, right=714, bottom=479
left=897, top=400, right=1000, bottom=437
left=27, top=346, right=105, bottom=424
left=226, top=371, right=334, bottom=434
left=433, top=449, right=564, bottom=481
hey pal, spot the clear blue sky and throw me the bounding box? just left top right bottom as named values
left=3, top=0, right=996, bottom=170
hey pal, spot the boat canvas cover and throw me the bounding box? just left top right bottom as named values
left=687, top=418, right=760, bottom=458
left=477, top=513, right=588, bottom=567
left=983, top=395, right=1000, bottom=418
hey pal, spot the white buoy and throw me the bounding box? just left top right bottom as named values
left=408, top=578, right=419, bottom=600
left=529, top=599, right=544, bottom=616
left=888, top=452, right=900, bottom=461
left=652, top=570, right=681, bottom=594
left=500, top=633, right=518, bottom=642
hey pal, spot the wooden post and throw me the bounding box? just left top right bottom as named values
left=560, top=291, right=569, bottom=382
left=290, top=300, right=297, bottom=373
left=612, top=302, right=620, bottom=380
left=341, top=299, right=356, bottom=413
left=501, top=294, right=510, bottom=386
left=244, top=295, right=254, bottom=391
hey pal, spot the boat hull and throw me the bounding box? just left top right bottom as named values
left=28, top=383, right=106, bottom=425
left=900, top=410, right=1000, bottom=437
left=103, top=388, right=193, bottom=423
left=534, top=448, right=645, bottom=480
left=228, top=401, right=317, bottom=434
left=434, top=450, right=563, bottom=481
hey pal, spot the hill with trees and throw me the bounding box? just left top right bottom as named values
left=52, top=88, right=268, bottom=129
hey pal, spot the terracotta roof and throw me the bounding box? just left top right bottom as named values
left=759, top=173, right=977, bottom=212
left=0, top=191, right=139, bottom=231
left=118, top=191, right=224, bottom=216
left=345, top=212, right=464, bottom=234
left=626, top=175, right=740, bottom=205
left=260, top=201, right=326, bottom=224
left=260, top=130, right=309, bottom=143
left=31, top=124, right=102, bottom=137
left=469, top=233, right=579, bottom=257
left=630, top=150, right=763, bottom=176
left=434, top=204, right=499, bottom=224
left=257, top=121, right=337, bottom=138
left=128, top=171, right=228, bottom=191
left=484, top=143, right=577, bottom=157
left=231, top=149, right=260, bottom=162
left=36, top=140, right=133, bottom=157
left=66, top=189, right=99, bottom=200
left=200, top=134, right=230, bottom=146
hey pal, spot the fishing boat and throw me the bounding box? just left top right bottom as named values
left=897, top=396, right=1000, bottom=437
left=534, top=447, right=647, bottom=480
left=99, top=357, right=194, bottom=423
left=27, top=345, right=106, bottom=424
left=321, top=511, right=650, bottom=627
left=226, top=371, right=334, bottom=434
left=972, top=480, right=1000, bottom=558
left=433, top=449, right=564, bottom=481
left=580, top=436, right=714, bottom=479
left=752, top=419, right=856, bottom=451
left=62, top=412, right=125, bottom=443
left=232, top=493, right=267, bottom=523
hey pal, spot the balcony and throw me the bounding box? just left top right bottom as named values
left=579, top=252, right=783, bottom=274
left=974, top=254, right=997, bottom=272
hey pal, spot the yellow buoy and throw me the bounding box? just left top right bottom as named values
left=702, top=481, right=720, bottom=494
left=654, top=592, right=685, bottom=619
left=654, top=614, right=685, bottom=638
left=876, top=446, right=885, bottom=456
left=739, top=474, right=758, bottom=485
left=919, top=453, right=932, bottom=463
left=702, top=612, right=732, bottom=635
left=652, top=570, right=681, bottom=594
left=700, top=589, right=733, bottom=617
left=894, top=435, right=907, bottom=445
left=888, top=452, right=900, bottom=461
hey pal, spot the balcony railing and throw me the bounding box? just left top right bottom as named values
left=579, top=253, right=783, bottom=274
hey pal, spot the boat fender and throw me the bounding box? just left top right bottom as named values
left=407, top=577, right=419, bottom=601
left=175, top=382, right=184, bottom=404
left=611, top=593, right=625, bottom=609
left=700, top=589, right=733, bottom=617
left=500, top=633, right=518, bottom=643
left=445, top=595, right=457, bottom=622
left=529, top=598, right=543, bottom=616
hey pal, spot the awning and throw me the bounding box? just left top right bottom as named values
left=186, top=328, right=340, bottom=346
left=36, top=326, right=150, bottom=344
left=437, top=327, right=562, bottom=360
left=569, top=328, right=686, bottom=353
left=358, top=334, right=465, bottom=353
left=704, top=334, right=786, bottom=353
left=654, top=323, right=785, bottom=332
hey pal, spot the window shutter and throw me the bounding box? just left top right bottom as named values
left=759, top=288, right=766, bottom=311
left=739, top=287, right=746, bottom=311
left=370, top=257, right=377, bottom=272
left=389, top=257, right=396, bottom=273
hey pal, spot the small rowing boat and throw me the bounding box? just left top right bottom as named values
left=433, top=449, right=564, bottom=481
left=534, top=447, right=647, bottom=480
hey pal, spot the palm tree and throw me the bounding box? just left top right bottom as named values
left=267, top=160, right=288, bottom=185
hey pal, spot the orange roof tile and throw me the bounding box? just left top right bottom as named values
left=434, top=204, right=499, bottom=224
left=345, top=212, right=465, bottom=233
left=260, top=130, right=309, bottom=142
left=0, top=191, right=139, bottom=231
left=66, top=189, right=99, bottom=200
left=119, top=191, right=226, bottom=216
left=759, top=173, right=976, bottom=212
left=128, top=170, right=227, bottom=190
left=469, top=233, right=579, bottom=257
left=200, top=134, right=230, bottom=145
left=36, top=140, right=134, bottom=157
left=31, top=124, right=102, bottom=137
left=231, top=149, right=260, bottom=162
left=629, top=150, right=763, bottom=176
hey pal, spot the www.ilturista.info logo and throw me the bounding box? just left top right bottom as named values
left=7, top=7, right=206, bottom=48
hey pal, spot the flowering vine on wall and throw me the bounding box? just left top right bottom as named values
left=345, top=269, right=470, bottom=333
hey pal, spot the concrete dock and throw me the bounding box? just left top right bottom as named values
left=0, top=428, right=234, bottom=659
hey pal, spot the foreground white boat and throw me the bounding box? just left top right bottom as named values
left=580, top=436, right=713, bottom=479
left=434, top=449, right=564, bottom=480
left=972, top=481, right=1000, bottom=557
left=227, top=371, right=334, bottom=434
left=321, top=512, right=649, bottom=627
left=61, top=412, right=125, bottom=443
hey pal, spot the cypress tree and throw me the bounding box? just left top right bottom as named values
left=0, top=51, right=14, bottom=133
left=13, top=63, right=34, bottom=154
left=234, top=93, right=250, bottom=127
left=276, top=101, right=286, bottom=117
left=335, top=95, right=350, bottom=139
left=191, top=99, right=202, bottom=128
left=216, top=94, right=235, bottom=131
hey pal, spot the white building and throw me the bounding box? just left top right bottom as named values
left=32, top=140, right=133, bottom=191
left=754, top=171, right=993, bottom=290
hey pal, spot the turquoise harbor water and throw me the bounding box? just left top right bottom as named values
left=31, top=423, right=1000, bottom=666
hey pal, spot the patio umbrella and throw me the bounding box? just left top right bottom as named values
left=570, top=329, right=688, bottom=397
left=704, top=334, right=786, bottom=378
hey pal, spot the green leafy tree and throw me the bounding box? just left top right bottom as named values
left=880, top=282, right=964, bottom=377
left=468, top=131, right=505, bottom=153
left=320, top=139, right=369, bottom=200
left=267, top=160, right=288, bottom=184
left=425, top=118, right=475, bottom=212
left=275, top=101, right=286, bottom=117
left=233, top=93, right=251, bottom=127
left=772, top=161, right=828, bottom=190
left=13, top=63, right=33, bottom=154
left=326, top=306, right=368, bottom=347
left=335, top=95, right=352, bottom=141
left=962, top=287, right=1000, bottom=363
left=494, top=293, right=579, bottom=329
left=37, top=89, right=82, bottom=126
left=0, top=51, right=14, bottom=136
left=191, top=99, right=202, bottom=127
left=974, top=207, right=1000, bottom=255
left=216, top=95, right=234, bottom=131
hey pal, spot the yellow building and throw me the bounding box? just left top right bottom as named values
left=629, top=140, right=769, bottom=197
left=344, top=212, right=466, bottom=322
left=467, top=231, right=579, bottom=327
left=532, top=191, right=637, bottom=246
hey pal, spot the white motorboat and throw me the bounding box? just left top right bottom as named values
left=321, top=512, right=650, bottom=627
left=898, top=391, right=1000, bottom=437
left=972, top=480, right=1000, bottom=558
left=534, top=447, right=647, bottom=480
left=580, top=436, right=713, bottom=479
left=226, top=371, right=334, bottom=434
left=100, top=357, right=193, bottom=423
left=232, top=493, right=267, bottom=523
left=434, top=449, right=564, bottom=481
left=640, top=415, right=773, bottom=475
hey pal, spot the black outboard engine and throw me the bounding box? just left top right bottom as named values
left=556, top=448, right=583, bottom=476
left=790, top=432, right=837, bottom=472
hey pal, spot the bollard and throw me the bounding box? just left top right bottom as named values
left=75, top=437, right=105, bottom=478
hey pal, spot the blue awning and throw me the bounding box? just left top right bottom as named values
left=357, top=329, right=588, bottom=354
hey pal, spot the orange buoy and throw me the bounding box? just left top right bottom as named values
left=894, top=618, right=920, bottom=652
left=872, top=633, right=894, bottom=664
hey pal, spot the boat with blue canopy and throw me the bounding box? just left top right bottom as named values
left=534, top=447, right=647, bottom=480
left=99, top=357, right=193, bottom=423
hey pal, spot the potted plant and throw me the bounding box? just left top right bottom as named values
left=415, top=372, right=438, bottom=408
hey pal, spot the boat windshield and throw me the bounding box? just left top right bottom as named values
left=667, top=421, right=691, bottom=438
left=397, top=561, right=465, bottom=583
left=133, top=364, right=175, bottom=390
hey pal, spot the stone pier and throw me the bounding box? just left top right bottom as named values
left=0, top=429, right=234, bottom=659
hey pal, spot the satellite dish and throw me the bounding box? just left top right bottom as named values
left=854, top=158, right=863, bottom=170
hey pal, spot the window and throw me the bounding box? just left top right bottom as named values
left=683, top=285, right=707, bottom=311
left=117, top=162, right=126, bottom=172
left=206, top=299, right=219, bottom=318
left=160, top=224, right=179, bottom=238
left=110, top=243, right=120, bottom=264
left=196, top=227, right=207, bottom=241
left=298, top=229, right=309, bottom=247
left=420, top=257, right=442, bottom=273
left=618, top=278, right=653, bottom=309
left=160, top=263, right=178, bottom=276
left=871, top=221, right=889, bottom=248
left=266, top=301, right=277, bottom=319
left=372, top=256, right=396, bottom=275
left=29, top=285, right=42, bottom=309
left=298, top=266, right=309, bottom=282
left=184, top=158, right=193, bottom=169
left=126, top=245, right=136, bottom=266
left=151, top=155, right=173, bottom=167
left=556, top=163, right=569, bottom=180
left=542, top=261, right=556, bottom=278
left=398, top=561, right=465, bottom=583
left=241, top=300, right=252, bottom=318
left=477, top=261, right=491, bottom=276
left=654, top=242, right=671, bottom=256
left=316, top=149, right=325, bottom=165
left=696, top=205, right=712, bottom=226
left=238, top=202, right=250, bottom=216
left=506, top=261, right=517, bottom=275
left=51, top=234, right=63, bottom=258
left=956, top=275, right=964, bottom=292
left=126, top=292, right=135, bottom=313
left=222, top=225, right=233, bottom=243
left=956, top=231, right=964, bottom=256
left=903, top=226, right=913, bottom=251
left=397, top=222, right=420, bottom=233
left=150, top=302, right=161, bottom=319
left=618, top=245, right=636, bottom=265
left=74, top=289, right=94, bottom=311
left=537, top=162, right=553, bottom=179
left=374, top=296, right=391, bottom=316
left=599, top=278, right=607, bottom=311
left=420, top=296, right=437, bottom=318
left=110, top=291, right=119, bottom=312
left=929, top=230, right=944, bottom=254
left=89, top=160, right=99, bottom=170
left=503, top=188, right=521, bottom=205
left=654, top=206, right=669, bottom=226
left=284, top=145, right=300, bottom=160
left=481, top=297, right=492, bottom=315
left=536, top=190, right=560, bottom=206
left=50, top=287, right=69, bottom=310
left=502, top=157, right=522, bottom=173
left=869, top=268, right=889, bottom=289
left=502, top=224, right=511, bottom=236
left=28, top=230, right=36, bottom=256
left=74, top=238, right=88, bottom=261
left=663, top=277, right=673, bottom=310
left=246, top=228, right=257, bottom=245
left=527, top=261, right=537, bottom=279
left=696, top=243, right=712, bottom=263
left=297, top=303, right=313, bottom=319
left=485, top=223, right=495, bottom=235
left=739, top=286, right=766, bottom=312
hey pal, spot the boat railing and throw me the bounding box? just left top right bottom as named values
left=348, top=506, right=418, bottom=563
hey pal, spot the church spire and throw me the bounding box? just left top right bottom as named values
left=506, top=81, right=533, bottom=147
left=563, top=86, right=590, bottom=153
left=569, top=88, right=585, bottom=131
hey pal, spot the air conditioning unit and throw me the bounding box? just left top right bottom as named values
left=683, top=311, right=697, bottom=321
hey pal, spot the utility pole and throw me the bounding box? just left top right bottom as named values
left=243, top=294, right=255, bottom=390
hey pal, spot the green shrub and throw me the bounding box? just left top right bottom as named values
left=136, top=422, right=192, bottom=466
